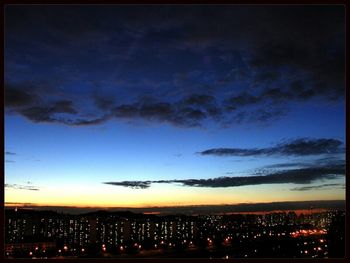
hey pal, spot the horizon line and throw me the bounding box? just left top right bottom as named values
left=5, top=199, right=345, bottom=209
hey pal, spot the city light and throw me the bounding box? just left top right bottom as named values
left=4, top=208, right=343, bottom=259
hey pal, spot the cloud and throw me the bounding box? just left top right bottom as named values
left=104, top=181, right=151, bottom=189
left=7, top=90, right=111, bottom=126
left=184, top=94, right=215, bottom=106
left=262, top=162, right=308, bottom=169
left=5, top=183, right=40, bottom=191
left=225, top=85, right=326, bottom=113
left=5, top=86, right=37, bottom=107
left=250, top=40, right=344, bottom=101
left=4, top=5, right=344, bottom=128
left=232, top=107, right=287, bottom=125
left=60, top=115, right=111, bottom=126
left=290, top=183, right=345, bottom=191
left=93, top=93, right=116, bottom=110
left=19, top=100, right=77, bottom=123
left=226, top=93, right=260, bottom=110
left=198, top=138, right=344, bottom=157
left=113, top=98, right=219, bottom=127
left=103, top=162, right=345, bottom=189
left=171, top=166, right=344, bottom=188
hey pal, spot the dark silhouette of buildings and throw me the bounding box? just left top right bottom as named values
left=4, top=208, right=345, bottom=258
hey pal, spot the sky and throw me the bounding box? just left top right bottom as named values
left=4, top=5, right=346, bottom=208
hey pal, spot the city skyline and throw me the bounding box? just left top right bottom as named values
left=4, top=5, right=345, bottom=208
left=5, top=206, right=345, bottom=258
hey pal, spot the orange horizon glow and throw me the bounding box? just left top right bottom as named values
left=216, top=209, right=330, bottom=216
left=5, top=181, right=345, bottom=209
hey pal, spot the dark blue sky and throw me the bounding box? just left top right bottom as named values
left=4, top=5, right=345, bottom=207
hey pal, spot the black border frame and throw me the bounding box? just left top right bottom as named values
left=1, top=1, right=348, bottom=263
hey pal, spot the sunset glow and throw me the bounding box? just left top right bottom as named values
left=5, top=5, right=345, bottom=210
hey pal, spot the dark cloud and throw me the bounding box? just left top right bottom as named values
left=5, top=86, right=37, bottom=107
left=104, top=181, right=151, bottom=189
left=184, top=94, right=215, bottom=106
left=4, top=5, right=344, bottom=128
left=250, top=40, right=344, bottom=101
left=113, top=102, right=175, bottom=124
left=113, top=104, right=140, bottom=118
left=224, top=86, right=319, bottom=124
left=251, top=42, right=309, bottom=69
left=61, top=115, right=111, bottom=126
left=5, top=183, right=40, bottom=191
left=262, top=162, right=307, bottom=169
left=262, top=157, right=345, bottom=171
left=93, top=94, right=116, bottom=110
left=290, top=183, right=345, bottom=191
left=199, top=138, right=344, bottom=157
left=313, top=156, right=346, bottom=166
left=226, top=93, right=260, bottom=110
left=262, top=88, right=292, bottom=102
left=254, top=71, right=280, bottom=83
left=232, top=107, right=287, bottom=125
left=19, top=100, right=77, bottom=123
left=52, top=100, right=77, bottom=114
left=171, top=166, right=344, bottom=188
left=113, top=98, right=218, bottom=127
left=225, top=85, right=324, bottom=113
left=12, top=97, right=112, bottom=126
left=276, top=138, right=344, bottom=156
left=103, top=162, right=345, bottom=189
left=5, top=82, right=113, bottom=126
left=139, top=103, right=174, bottom=120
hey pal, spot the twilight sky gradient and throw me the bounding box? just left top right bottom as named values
left=4, top=5, right=345, bottom=208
